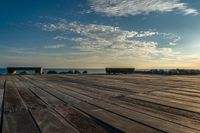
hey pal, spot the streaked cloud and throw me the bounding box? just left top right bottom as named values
left=44, top=44, right=65, bottom=49
left=161, top=33, right=182, bottom=46
left=89, top=0, right=198, bottom=16
left=42, top=22, right=180, bottom=60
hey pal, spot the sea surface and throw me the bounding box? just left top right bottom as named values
left=0, top=68, right=7, bottom=74
left=0, top=68, right=106, bottom=75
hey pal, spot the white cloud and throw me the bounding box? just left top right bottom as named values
left=161, top=33, right=182, bottom=46
left=42, top=22, right=179, bottom=59
left=44, top=44, right=65, bottom=49
left=89, top=0, right=198, bottom=16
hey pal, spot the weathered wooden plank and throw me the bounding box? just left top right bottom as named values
left=110, top=97, right=200, bottom=131
left=15, top=74, right=200, bottom=133
left=55, top=75, right=199, bottom=95
left=24, top=76, right=163, bottom=133
left=25, top=76, right=200, bottom=133
left=54, top=75, right=184, bottom=92
left=74, top=101, right=200, bottom=133
left=150, top=91, right=200, bottom=104
left=38, top=79, right=200, bottom=131
left=2, top=80, right=40, bottom=133
left=164, top=89, right=200, bottom=97
left=74, top=102, right=164, bottom=133
left=28, top=75, right=166, bottom=94
left=123, top=95, right=200, bottom=120
left=47, top=75, right=142, bottom=93
left=0, top=77, right=5, bottom=131
left=42, top=77, right=200, bottom=131
left=21, top=78, right=113, bottom=133
left=62, top=74, right=200, bottom=91
left=45, top=81, right=121, bottom=101
left=14, top=77, right=79, bottom=133
left=135, top=93, right=200, bottom=108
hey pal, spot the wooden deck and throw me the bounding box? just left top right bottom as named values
left=0, top=74, right=200, bottom=133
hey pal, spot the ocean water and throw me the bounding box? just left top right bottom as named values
left=0, top=68, right=106, bottom=74
left=0, top=68, right=7, bottom=74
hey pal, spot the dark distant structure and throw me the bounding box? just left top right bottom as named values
left=82, top=70, right=88, bottom=74
left=74, top=70, right=81, bottom=74
left=47, top=70, right=57, bottom=74
left=106, top=68, right=135, bottom=74
left=134, top=69, right=200, bottom=75
left=7, top=67, right=43, bottom=75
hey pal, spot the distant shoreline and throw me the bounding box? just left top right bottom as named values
left=1, top=67, right=200, bottom=75
left=0, top=68, right=106, bottom=75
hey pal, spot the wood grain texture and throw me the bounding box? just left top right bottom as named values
left=2, top=80, right=40, bottom=133
left=1, top=74, right=200, bottom=133
left=14, top=77, right=79, bottom=133
left=0, top=77, right=5, bottom=130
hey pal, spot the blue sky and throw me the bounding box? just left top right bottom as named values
left=1, top=0, right=200, bottom=68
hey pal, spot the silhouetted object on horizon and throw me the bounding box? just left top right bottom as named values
left=59, top=72, right=68, bottom=74
left=47, top=71, right=57, bottom=74
left=82, top=70, right=88, bottom=74
left=106, top=68, right=135, bottom=74
left=59, top=70, right=87, bottom=74
left=67, top=70, right=74, bottom=74
left=135, top=69, right=200, bottom=75
left=74, top=70, right=81, bottom=74
left=7, top=67, right=43, bottom=75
